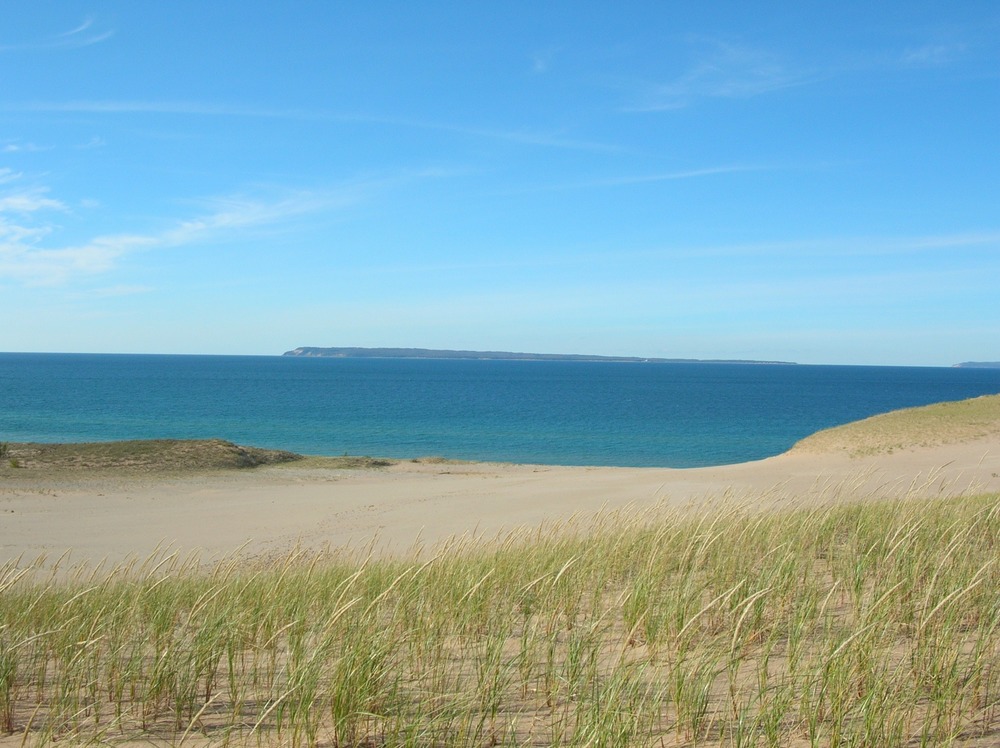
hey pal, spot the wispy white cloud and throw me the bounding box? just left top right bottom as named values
left=0, top=171, right=446, bottom=286
left=158, top=191, right=355, bottom=247
left=1, top=99, right=623, bottom=153
left=898, top=43, right=966, bottom=68
left=56, top=18, right=101, bottom=40
left=2, top=140, right=48, bottom=153
left=0, top=190, right=66, bottom=213
left=497, top=163, right=785, bottom=195
left=432, top=122, right=621, bottom=152
left=629, top=37, right=819, bottom=111
left=0, top=16, right=114, bottom=51
left=0, top=176, right=148, bottom=285
left=0, top=218, right=49, bottom=246
left=5, top=235, right=155, bottom=285
left=530, top=46, right=561, bottom=74
left=0, top=193, right=310, bottom=286
left=3, top=100, right=294, bottom=117
left=627, top=31, right=977, bottom=112
left=572, top=164, right=781, bottom=188
left=76, top=136, right=107, bottom=150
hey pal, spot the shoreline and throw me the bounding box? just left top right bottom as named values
left=3, top=395, right=999, bottom=568
left=3, top=434, right=999, bottom=570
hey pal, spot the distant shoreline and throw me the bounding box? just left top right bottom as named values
left=283, top=346, right=797, bottom=365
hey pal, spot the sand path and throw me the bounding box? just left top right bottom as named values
left=3, top=436, right=998, bottom=569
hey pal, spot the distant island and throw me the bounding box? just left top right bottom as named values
left=283, top=347, right=796, bottom=365
left=954, top=362, right=1000, bottom=368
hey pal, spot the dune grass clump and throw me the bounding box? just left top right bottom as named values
left=2, top=492, right=1000, bottom=746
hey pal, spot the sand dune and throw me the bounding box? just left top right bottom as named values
left=2, top=396, right=999, bottom=568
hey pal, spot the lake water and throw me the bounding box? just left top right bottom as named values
left=2, top=353, right=999, bottom=467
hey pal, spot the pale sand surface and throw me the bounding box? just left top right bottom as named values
left=3, top=436, right=999, bottom=569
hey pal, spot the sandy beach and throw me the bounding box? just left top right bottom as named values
left=3, top=397, right=1000, bottom=747
left=3, top=432, right=999, bottom=569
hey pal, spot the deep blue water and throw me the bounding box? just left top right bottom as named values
left=1, top=353, right=999, bottom=467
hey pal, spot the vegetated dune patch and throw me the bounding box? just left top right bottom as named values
left=0, top=439, right=302, bottom=474
left=790, top=393, right=1000, bottom=457
left=0, top=441, right=466, bottom=477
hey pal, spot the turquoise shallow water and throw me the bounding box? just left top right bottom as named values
left=2, top=353, right=1000, bottom=467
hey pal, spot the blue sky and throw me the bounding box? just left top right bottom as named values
left=1, top=2, right=998, bottom=365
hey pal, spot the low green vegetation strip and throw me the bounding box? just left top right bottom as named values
left=2, top=492, right=1000, bottom=746
left=792, top=393, right=1000, bottom=457
left=0, top=439, right=301, bottom=473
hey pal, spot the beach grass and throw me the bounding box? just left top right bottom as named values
left=2, top=490, right=1000, bottom=746
left=791, top=393, right=1000, bottom=457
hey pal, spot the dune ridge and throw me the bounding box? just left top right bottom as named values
left=790, top=393, right=1000, bottom=456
